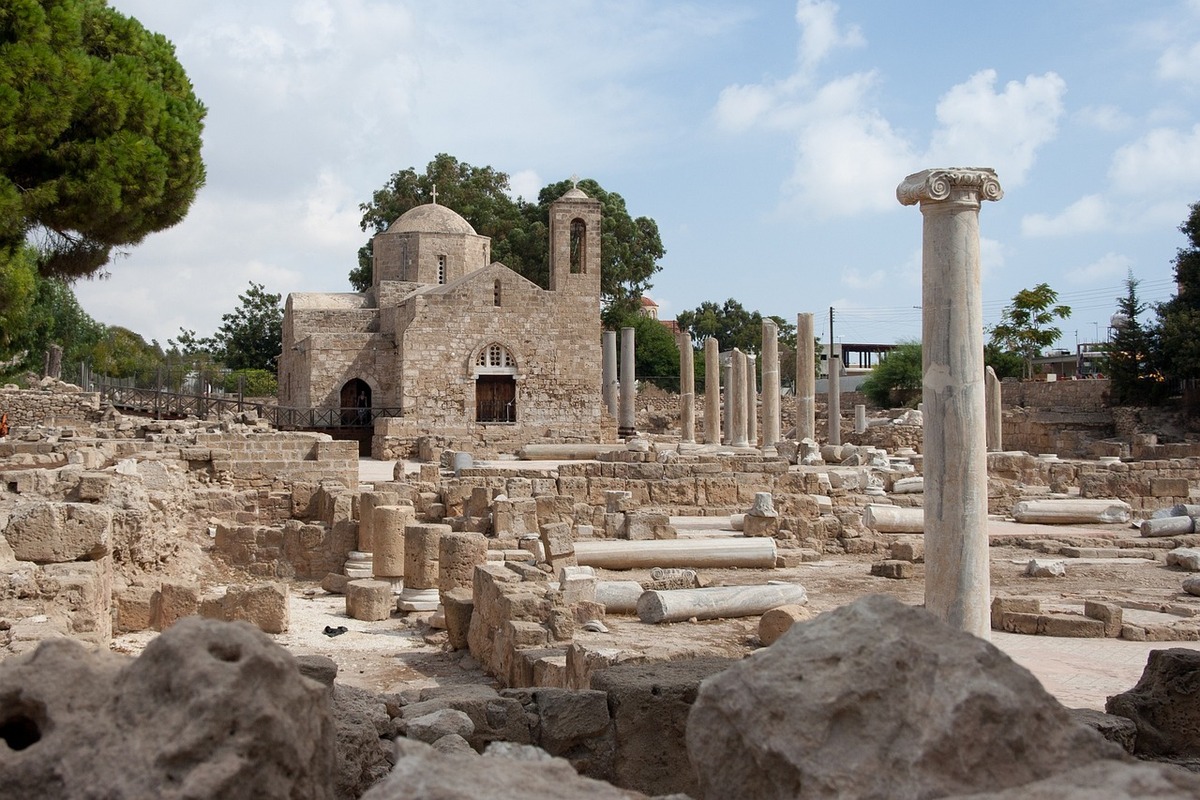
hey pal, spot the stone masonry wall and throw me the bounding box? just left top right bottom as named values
left=0, top=388, right=102, bottom=428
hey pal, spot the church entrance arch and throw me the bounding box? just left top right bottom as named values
left=340, top=378, right=372, bottom=425
left=474, top=344, right=516, bottom=423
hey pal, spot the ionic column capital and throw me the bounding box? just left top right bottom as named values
left=896, top=167, right=1003, bottom=208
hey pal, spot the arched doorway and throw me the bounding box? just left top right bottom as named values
left=340, top=378, right=371, bottom=426
left=474, top=344, right=516, bottom=422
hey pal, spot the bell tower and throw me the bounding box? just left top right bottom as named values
left=549, top=182, right=602, bottom=297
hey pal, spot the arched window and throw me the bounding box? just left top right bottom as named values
left=476, top=344, right=515, bottom=370
left=570, top=218, right=586, bottom=274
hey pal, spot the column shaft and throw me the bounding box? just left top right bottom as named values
left=679, top=333, right=695, bottom=443
left=619, top=327, right=636, bottom=438
left=731, top=348, right=749, bottom=447
left=704, top=338, right=721, bottom=444
left=762, top=321, right=780, bottom=448
left=602, top=330, right=618, bottom=415
left=796, top=313, right=815, bottom=441
left=827, top=344, right=841, bottom=446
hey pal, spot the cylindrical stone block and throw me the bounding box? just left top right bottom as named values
left=731, top=348, right=748, bottom=447
left=854, top=404, right=867, bottom=434
left=759, top=603, right=812, bottom=646
left=438, top=532, right=489, bottom=594
left=357, top=491, right=399, bottom=552
left=704, top=337, right=721, bottom=444
left=796, top=312, right=816, bottom=442
left=404, top=523, right=450, bottom=591
left=372, top=504, right=416, bottom=578
left=346, top=579, right=393, bottom=621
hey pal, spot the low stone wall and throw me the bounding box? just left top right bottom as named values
left=1000, top=379, right=1113, bottom=458
left=0, top=387, right=102, bottom=428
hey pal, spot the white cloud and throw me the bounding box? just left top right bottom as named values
left=713, top=83, right=778, bottom=133
left=1158, top=39, right=1200, bottom=84
left=1066, top=252, right=1132, bottom=284
left=1109, top=124, right=1200, bottom=194
left=508, top=170, right=543, bottom=203
left=925, top=70, right=1066, bottom=186
left=1021, top=195, right=1109, bottom=237
left=794, top=0, right=865, bottom=74
left=1074, top=104, right=1133, bottom=133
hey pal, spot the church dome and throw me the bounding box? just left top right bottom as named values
left=560, top=186, right=590, bottom=200
left=387, top=203, right=477, bottom=235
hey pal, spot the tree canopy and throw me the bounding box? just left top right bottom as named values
left=170, top=282, right=282, bottom=372
left=674, top=299, right=796, bottom=355
left=0, top=0, right=206, bottom=282
left=1155, top=201, right=1200, bottom=387
left=859, top=340, right=922, bottom=408
left=352, top=155, right=665, bottom=315
left=988, top=283, right=1071, bottom=378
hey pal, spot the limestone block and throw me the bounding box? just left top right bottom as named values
left=1011, top=499, right=1131, bottom=525
left=1183, top=575, right=1200, bottom=597
left=538, top=522, right=577, bottom=568
left=405, top=709, right=475, bottom=745
left=1039, top=614, right=1106, bottom=638
left=990, top=597, right=1041, bottom=630
left=150, top=581, right=200, bottom=631
left=624, top=512, right=674, bottom=541
left=889, top=536, right=925, bottom=563
left=74, top=472, right=112, bottom=501
left=372, top=505, right=415, bottom=579
left=5, top=501, right=112, bottom=563
left=346, top=579, right=393, bottom=622
left=404, top=524, right=449, bottom=590
left=1142, top=516, right=1195, bottom=537
left=1084, top=600, right=1123, bottom=638
left=637, top=583, right=807, bottom=624
left=321, top=572, right=349, bottom=594
left=687, top=595, right=1122, bottom=800
left=1167, top=547, right=1200, bottom=571
left=439, top=532, right=488, bottom=594
left=442, top=587, right=474, bottom=650
left=862, top=504, right=923, bottom=533
left=1026, top=559, right=1066, bottom=578
left=221, top=582, right=289, bottom=634
left=954, top=760, right=1200, bottom=799
left=743, top=514, right=780, bottom=537
left=0, top=617, right=336, bottom=799
left=870, top=559, right=915, bottom=579
left=1151, top=477, right=1190, bottom=497
left=758, top=604, right=812, bottom=646
left=116, top=586, right=156, bottom=632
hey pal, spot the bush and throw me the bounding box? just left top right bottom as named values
left=860, top=341, right=922, bottom=408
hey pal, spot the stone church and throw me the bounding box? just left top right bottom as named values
left=277, top=186, right=604, bottom=458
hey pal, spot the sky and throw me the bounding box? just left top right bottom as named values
left=73, top=0, right=1200, bottom=352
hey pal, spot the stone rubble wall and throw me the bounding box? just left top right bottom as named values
left=0, top=386, right=103, bottom=428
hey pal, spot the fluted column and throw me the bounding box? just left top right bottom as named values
left=796, top=313, right=815, bottom=441
left=704, top=337, right=721, bottom=444
left=898, top=166, right=1003, bottom=638
left=762, top=320, right=780, bottom=449
left=679, top=332, right=695, bottom=443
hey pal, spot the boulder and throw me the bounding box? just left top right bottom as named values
left=4, top=502, right=112, bottom=563
left=361, top=739, right=638, bottom=800
left=1107, top=648, right=1200, bottom=758
left=687, top=595, right=1122, bottom=800
left=0, top=617, right=335, bottom=798
left=952, top=759, right=1200, bottom=799
left=331, top=683, right=394, bottom=798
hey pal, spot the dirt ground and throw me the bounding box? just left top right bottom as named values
left=109, top=535, right=1200, bottom=697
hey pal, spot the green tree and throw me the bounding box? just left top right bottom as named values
left=675, top=299, right=796, bottom=356
left=988, top=283, right=1071, bottom=378
left=87, top=325, right=161, bottom=380
left=0, top=0, right=206, bottom=282
left=210, top=282, right=283, bottom=372
left=0, top=246, right=37, bottom=352
left=984, top=343, right=1024, bottom=380
left=353, top=157, right=665, bottom=313
left=1155, top=201, right=1200, bottom=388
left=0, top=268, right=104, bottom=381
left=1106, top=272, right=1163, bottom=404
left=859, top=340, right=923, bottom=408
left=352, top=154, right=522, bottom=291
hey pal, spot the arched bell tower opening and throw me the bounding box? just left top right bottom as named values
left=473, top=343, right=516, bottom=422
left=340, top=378, right=372, bottom=425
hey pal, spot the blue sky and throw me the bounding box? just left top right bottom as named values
left=75, top=1, right=1200, bottom=352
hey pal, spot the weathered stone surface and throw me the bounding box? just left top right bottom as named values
left=331, top=683, right=394, bottom=798
left=346, top=579, right=393, bottom=622
left=5, top=501, right=112, bottom=563
left=220, top=582, right=290, bottom=634
left=952, top=759, right=1200, bottom=799
left=0, top=617, right=335, bottom=798
left=406, top=708, right=475, bottom=744
left=150, top=580, right=200, bottom=631
left=1184, top=575, right=1200, bottom=597
left=1026, top=558, right=1066, bottom=578
left=870, top=559, right=915, bottom=579
left=1167, top=547, right=1200, bottom=571
left=687, top=595, right=1121, bottom=800
left=1068, top=708, right=1136, bottom=753
left=361, top=739, right=638, bottom=800
left=1107, top=648, right=1200, bottom=758
left=592, top=658, right=734, bottom=797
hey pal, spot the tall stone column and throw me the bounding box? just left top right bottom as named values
left=986, top=365, right=1002, bottom=452
left=796, top=313, right=815, bottom=441
left=723, top=357, right=734, bottom=444
left=602, top=330, right=618, bottom=415
left=731, top=348, right=749, bottom=447
left=827, top=343, right=842, bottom=446
left=762, top=320, right=781, bottom=449
left=704, top=338, right=721, bottom=444
left=398, top=523, right=450, bottom=611
left=745, top=352, right=758, bottom=447
left=898, top=167, right=1003, bottom=638
left=678, top=333, right=695, bottom=443
left=619, top=327, right=636, bottom=438
left=854, top=404, right=867, bottom=434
